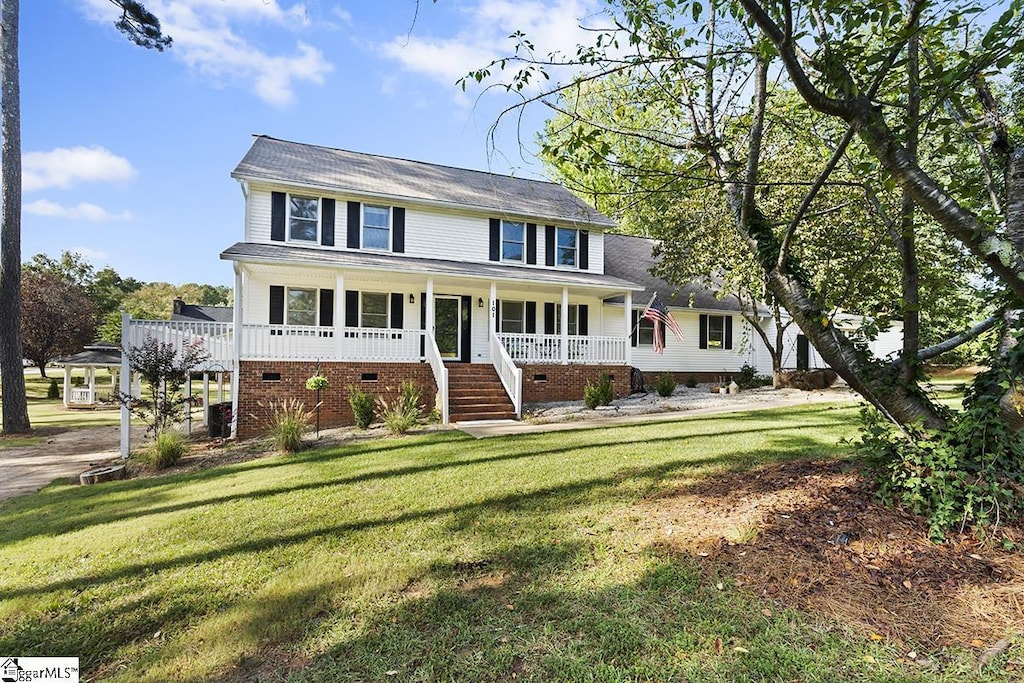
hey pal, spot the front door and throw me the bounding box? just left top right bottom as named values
left=434, top=296, right=462, bottom=360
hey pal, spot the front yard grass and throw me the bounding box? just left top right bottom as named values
left=0, top=404, right=1012, bottom=681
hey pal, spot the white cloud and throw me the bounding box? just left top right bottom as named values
left=25, top=199, right=133, bottom=222
left=22, top=146, right=136, bottom=193
left=380, top=0, right=607, bottom=94
left=81, top=0, right=332, bottom=106
left=70, top=246, right=111, bottom=263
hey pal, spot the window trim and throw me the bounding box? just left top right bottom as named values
left=285, top=287, right=318, bottom=327
left=287, top=194, right=320, bottom=244
left=359, top=291, right=390, bottom=329
left=706, top=314, right=726, bottom=349
left=499, top=300, right=526, bottom=334
left=555, top=227, right=578, bottom=268
left=501, top=220, right=525, bottom=263
left=637, top=316, right=655, bottom=346
left=361, top=204, right=392, bottom=251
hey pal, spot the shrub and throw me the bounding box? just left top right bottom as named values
left=144, top=431, right=188, bottom=469
left=851, top=354, right=1024, bottom=539
left=685, top=376, right=698, bottom=388
left=348, top=386, right=376, bottom=429
left=654, top=371, right=676, bottom=397
left=376, top=380, right=423, bottom=435
left=46, top=378, right=59, bottom=399
left=264, top=399, right=312, bottom=452
left=736, top=363, right=773, bottom=389
left=584, top=374, right=615, bottom=409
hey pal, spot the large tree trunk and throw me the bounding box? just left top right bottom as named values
left=0, top=0, right=30, bottom=434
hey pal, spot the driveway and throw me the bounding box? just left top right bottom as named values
left=0, top=426, right=143, bottom=502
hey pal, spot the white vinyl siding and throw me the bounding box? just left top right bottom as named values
left=246, top=187, right=273, bottom=242
left=403, top=209, right=489, bottom=261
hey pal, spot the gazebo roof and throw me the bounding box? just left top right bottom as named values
left=55, top=343, right=122, bottom=368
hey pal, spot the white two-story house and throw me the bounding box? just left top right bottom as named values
left=119, top=135, right=900, bottom=448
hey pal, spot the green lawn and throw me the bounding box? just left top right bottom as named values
left=0, top=404, right=1008, bottom=681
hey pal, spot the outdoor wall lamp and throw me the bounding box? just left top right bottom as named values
left=478, top=297, right=484, bottom=308
left=409, top=293, right=415, bottom=304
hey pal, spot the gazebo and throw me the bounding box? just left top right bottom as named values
left=55, top=343, right=134, bottom=407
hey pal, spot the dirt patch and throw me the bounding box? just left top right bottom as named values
left=634, top=459, right=1024, bottom=650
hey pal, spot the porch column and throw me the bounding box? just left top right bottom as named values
left=624, top=291, right=632, bottom=366
left=63, top=364, right=71, bottom=407
left=87, top=367, right=95, bottom=404
left=489, top=282, right=497, bottom=333
left=335, top=272, right=345, bottom=360
left=560, top=287, right=569, bottom=364
left=230, top=263, right=243, bottom=438
left=120, top=310, right=131, bottom=458
left=202, top=372, right=210, bottom=426
left=426, top=278, right=435, bottom=335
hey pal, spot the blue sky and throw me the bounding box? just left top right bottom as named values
left=20, top=0, right=604, bottom=286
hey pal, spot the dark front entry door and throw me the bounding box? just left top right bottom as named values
left=796, top=334, right=809, bottom=370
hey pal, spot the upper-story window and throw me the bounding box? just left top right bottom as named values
left=363, top=205, right=391, bottom=250
left=556, top=228, right=577, bottom=267
left=500, top=301, right=525, bottom=333
left=289, top=195, right=319, bottom=242
left=287, top=288, right=317, bottom=326
left=361, top=292, right=389, bottom=328
left=502, top=220, right=525, bottom=262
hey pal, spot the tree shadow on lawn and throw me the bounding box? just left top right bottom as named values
left=0, top=411, right=851, bottom=547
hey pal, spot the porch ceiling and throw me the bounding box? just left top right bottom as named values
left=222, top=242, right=643, bottom=297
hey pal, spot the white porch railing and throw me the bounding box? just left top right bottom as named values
left=490, top=330, right=523, bottom=418
left=69, top=386, right=94, bottom=404
left=424, top=331, right=449, bottom=425
left=125, top=320, right=234, bottom=370
left=239, top=325, right=424, bottom=361
left=496, top=333, right=627, bottom=365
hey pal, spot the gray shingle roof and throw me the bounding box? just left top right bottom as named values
left=232, top=135, right=616, bottom=228
left=221, top=242, right=641, bottom=294
left=603, top=233, right=768, bottom=314
left=171, top=303, right=234, bottom=323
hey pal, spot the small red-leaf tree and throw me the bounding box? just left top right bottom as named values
left=20, top=271, right=96, bottom=378
left=118, top=336, right=209, bottom=436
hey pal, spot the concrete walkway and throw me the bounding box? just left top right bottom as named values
left=456, top=395, right=855, bottom=438
left=0, top=426, right=137, bottom=502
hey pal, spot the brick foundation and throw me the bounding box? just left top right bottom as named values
left=638, top=370, right=743, bottom=387
left=237, top=361, right=437, bottom=439
left=521, top=364, right=631, bottom=404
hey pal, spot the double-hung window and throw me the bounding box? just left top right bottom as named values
left=363, top=205, right=391, bottom=250
left=637, top=317, right=655, bottom=346
left=360, top=292, right=389, bottom=328
left=289, top=195, right=319, bottom=242
left=502, top=220, right=525, bottom=262
left=286, top=288, right=317, bottom=326
left=500, top=301, right=525, bottom=333
left=556, top=227, right=577, bottom=267
left=554, top=304, right=579, bottom=335
left=707, top=315, right=725, bottom=348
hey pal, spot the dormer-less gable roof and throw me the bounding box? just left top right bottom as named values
left=232, top=135, right=617, bottom=229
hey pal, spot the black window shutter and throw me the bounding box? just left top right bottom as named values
left=545, top=225, right=555, bottom=266
left=494, top=300, right=501, bottom=331
left=393, top=207, right=406, bottom=253
left=579, top=304, right=589, bottom=335
left=419, top=292, right=427, bottom=357
left=321, top=198, right=335, bottom=246
left=579, top=230, right=589, bottom=270
left=525, top=302, right=537, bottom=334
left=390, top=293, right=404, bottom=328
left=319, top=289, right=334, bottom=327
left=271, top=192, right=286, bottom=242
left=269, top=285, right=285, bottom=324
left=526, top=223, right=537, bottom=264
left=345, top=290, right=359, bottom=327
left=631, top=310, right=639, bottom=347
left=725, top=315, right=733, bottom=350
left=347, top=201, right=360, bottom=248
left=543, top=302, right=555, bottom=335
left=461, top=295, right=472, bottom=360
left=699, top=314, right=709, bottom=349
left=489, top=218, right=501, bottom=261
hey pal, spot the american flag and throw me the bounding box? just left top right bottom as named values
left=642, top=294, right=684, bottom=354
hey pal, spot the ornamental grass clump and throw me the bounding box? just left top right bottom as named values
left=143, top=430, right=188, bottom=469
left=377, top=380, right=423, bottom=435
left=263, top=399, right=312, bottom=453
